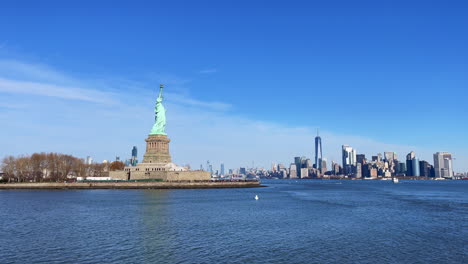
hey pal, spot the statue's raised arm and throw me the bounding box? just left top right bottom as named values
left=157, top=84, right=164, bottom=102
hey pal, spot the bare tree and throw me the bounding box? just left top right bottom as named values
left=1, top=156, right=17, bottom=182
left=2, top=152, right=108, bottom=182
left=109, top=161, right=125, bottom=171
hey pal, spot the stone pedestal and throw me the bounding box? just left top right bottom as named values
left=142, top=134, right=172, bottom=164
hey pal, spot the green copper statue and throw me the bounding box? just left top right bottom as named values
left=150, top=84, right=167, bottom=135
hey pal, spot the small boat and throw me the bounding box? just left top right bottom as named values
left=254, top=195, right=259, bottom=200
left=392, top=177, right=399, bottom=183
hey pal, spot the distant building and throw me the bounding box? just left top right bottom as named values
left=315, top=132, right=323, bottom=170
left=342, top=145, right=356, bottom=175
left=419, top=160, right=434, bottom=177
left=221, top=163, right=225, bottom=175
left=362, top=164, right=371, bottom=178
left=412, top=158, right=420, bottom=177
left=289, top=164, right=297, bottom=179
left=355, top=163, right=362, bottom=178
left=130, top=146, right=138, bottom=166
left=321, top=159, right=327, bottom=172
left=332, top=162, right=341, bottom=175
left=239, top=167, right=246, bottom=175
left=433, top=152, right=453, bottom=177
left=132, top=146, right=137, bottom=158
left=397, top=162, right=407, bottom=175
left=294, top=157, right=302, bottom=177
left=406, top=151, right=416, bottom=176
left=300, top=168, right=309, bottom=178
left=356, top=154, right=366, bottom=164
left=384, top=152, right=397, bottom=162
left=85, top=156, right=93, bottom=165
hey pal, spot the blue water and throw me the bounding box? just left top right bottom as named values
left=1, top=180, right=467, bottom=264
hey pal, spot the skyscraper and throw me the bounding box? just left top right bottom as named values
left=220, top=163, right=225, bottom=176
left=132, top=146, right=137, bottom=158
left=294, top=156, right=302, bottom=177
left=356, top=154, right=366, bottom=164
left=314, top=131, right=323, bottom=170
left=384, top=152, right=397, bottom=162
left=289, top=164, right=297, bottom=179
left=131, top=146, right=138, bottom=166
left=433, top=152, right=453, bottom=177
left=412, top=158, right=420, bottom=177
left=342, top=145, right=356, bottom=175
left=406, top=151, right=415, bottom=176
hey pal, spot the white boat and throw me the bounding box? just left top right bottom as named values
left=392, top=178, right=399, bottom=183
left=254, top=195, right=259, bottom=200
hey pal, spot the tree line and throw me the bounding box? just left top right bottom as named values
left=1, top=153, right=125, bottom=183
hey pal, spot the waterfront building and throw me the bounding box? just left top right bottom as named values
left=314, top=131, right=323, bottom=170
left=412, top=158, right=420, bottom=176
left=406, top=151, right=416, bottom=176
left=332, top=162, right=341, bottom=175
left=397, top=162, right=407, bottom=175
left=300, top=168, right=309, bottom=178
left=294, top=157, right=302, bottom=177
left=342, top=145, right=356, bottom=175
left=221, top=163, right=225, bottom=175
left=321, top=159, right=327, bottom=173
left=289, top=164, right=297, bottom=179
left=355, top=163, right=362, bottom=178
left=433, top=152, right=453, bottom=177
left=362, top=164, right=371, bottom=178
left=419, top=160, right=434, bottom=177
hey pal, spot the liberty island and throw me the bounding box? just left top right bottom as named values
left=108, top=84, right=212, bottom=181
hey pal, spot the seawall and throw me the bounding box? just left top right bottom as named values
left=0, top=181, right=263, bottom=190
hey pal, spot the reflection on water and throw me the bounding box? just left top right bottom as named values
left=1, top=180, right=466, bottom=264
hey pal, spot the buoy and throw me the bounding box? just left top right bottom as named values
left=255, top=195, right=259, bottom=200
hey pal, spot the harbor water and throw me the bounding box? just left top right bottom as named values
left=1, top=179, right=466, bottom=263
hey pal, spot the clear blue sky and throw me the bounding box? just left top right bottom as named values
left=1, top=0, right=467, bottom=171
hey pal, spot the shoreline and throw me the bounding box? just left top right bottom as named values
left=0, top=181, right=264, bottom=190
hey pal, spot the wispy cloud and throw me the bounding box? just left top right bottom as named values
left=199, top=69, right=217, bottom=74
left=166, top=92, right=231, bottom=111
left=0, top=78, right=117, bottom=104
left=0, top=59, right=74, bottom=85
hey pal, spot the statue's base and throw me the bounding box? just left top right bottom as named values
left=142, top=134, right=172, bottom=164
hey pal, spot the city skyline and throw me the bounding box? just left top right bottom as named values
left=0, top=1, right=467, bottom=172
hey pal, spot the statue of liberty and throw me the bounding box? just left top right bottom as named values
left=150, top=84, right=167, bottom=135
